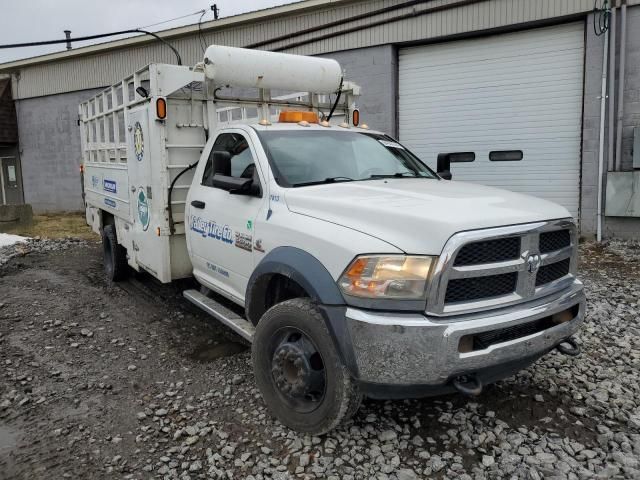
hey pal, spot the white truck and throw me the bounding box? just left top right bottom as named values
left=80, top=46, right=585, bottom=434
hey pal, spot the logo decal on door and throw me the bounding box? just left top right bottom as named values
left=103, top=179, right=117, bottom=193
left=235, top=232, right=253, bottom=252
left=137, top=188, right=150, bottom=231
left=190, top=216, right=233, bottom=244
left=133, top=122, right=144, bottom=162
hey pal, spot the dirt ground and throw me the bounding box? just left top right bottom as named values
left=0, top=240, right=639, bottom=479
left=0, top=242, right=249, bottom=479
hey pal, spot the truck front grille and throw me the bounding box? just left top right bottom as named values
left=445, top=272, right=517, bottom=303
left=454, top=237, right=520, bottom=266
left=465, top=304, right=580, bottom=351
left=539, top=229, right=571, bottom=253
left=429, top=220, right=578, bottom=315
left=473, top=316, right=556, bottom=349
left=536, top=258, right=570, bottom=286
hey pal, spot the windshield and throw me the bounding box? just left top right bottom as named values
left=256, top=130, right=437, bottom=187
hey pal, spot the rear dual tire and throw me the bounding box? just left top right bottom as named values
left=252, top=298, right=361, bottom=435
left=102, top=224, right=129, bottom=282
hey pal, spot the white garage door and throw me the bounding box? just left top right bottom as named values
left=399, top=23, right=584, bottom=216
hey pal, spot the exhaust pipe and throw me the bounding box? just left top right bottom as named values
left=556, top=337, right=580, bottom=357
left=452, top=375, right=483, bottom=396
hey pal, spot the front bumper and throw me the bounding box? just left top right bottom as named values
left=340, top=279, right=585, bottom=397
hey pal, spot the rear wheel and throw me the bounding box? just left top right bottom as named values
left=102, top=224, right=128, bottom=282
left=252, top=298, right=361, bottom=434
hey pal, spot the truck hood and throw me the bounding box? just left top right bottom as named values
left=284, top=179, right=571, bottom=254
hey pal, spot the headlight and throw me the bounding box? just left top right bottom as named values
left=338, top=255, right=435, bottom=300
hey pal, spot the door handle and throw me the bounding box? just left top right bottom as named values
left=191, top=200, right=205, bottom=209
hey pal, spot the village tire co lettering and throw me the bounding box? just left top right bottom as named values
left=190, top=216, right=233, bottom=244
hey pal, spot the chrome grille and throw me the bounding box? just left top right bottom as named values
left=427, top=220, right=578, bottom=316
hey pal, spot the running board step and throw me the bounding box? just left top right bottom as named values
left=183, top=289, right=255, bottom=342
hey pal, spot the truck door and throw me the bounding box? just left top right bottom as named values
left=187, top=130, right=267, bottom=303
left=127, top=106, right=166, bottom=279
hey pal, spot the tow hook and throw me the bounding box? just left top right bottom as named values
left=452, top=375, right=483, bottom=396
left=556, top=337, right=580, bottom=357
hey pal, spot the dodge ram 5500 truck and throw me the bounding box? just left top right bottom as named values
left=81, top=46, right=585, bottom=434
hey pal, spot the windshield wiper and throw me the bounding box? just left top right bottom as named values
left=292, top=176, right=355, bottom=187
left=367, top=172, right=419, bottom=179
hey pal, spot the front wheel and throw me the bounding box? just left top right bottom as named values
left=252, top=298, right=361, bottom=434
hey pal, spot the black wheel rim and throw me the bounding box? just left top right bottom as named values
left=269, top=327, right=327, bottom=414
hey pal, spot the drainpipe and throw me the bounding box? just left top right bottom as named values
left=597, top=24, right=609, bottom=242
left=607, top=4, right=616, bottom=171
left=614, top=1, right=627, bottom=171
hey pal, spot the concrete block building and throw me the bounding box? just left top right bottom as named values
left=1, top=0, right=639, bottom=239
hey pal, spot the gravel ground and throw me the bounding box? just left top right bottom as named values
left=0, top=238, right=639, bottom=479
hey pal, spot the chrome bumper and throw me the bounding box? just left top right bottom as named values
left=345, top=279, right=585, bottom=387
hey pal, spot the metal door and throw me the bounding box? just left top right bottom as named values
left=126, top=106, right=167, bottom=278
left=399, top=23, right=584, bottom=217
left=187, top=129, right=268, bottom=303
left=0, top=156, right=23, bottom=205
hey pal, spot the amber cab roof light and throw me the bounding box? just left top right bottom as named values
left=279, top=111, right=318, bottom=124
left=352, top=108, right=360, bottom=127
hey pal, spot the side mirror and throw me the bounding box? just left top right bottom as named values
left=437, top=153, right=452, bottom=180
left=212, top=174, right=260, bottom=196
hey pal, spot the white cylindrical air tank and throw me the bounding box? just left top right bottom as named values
left=203, top=45, right=343, bottom=93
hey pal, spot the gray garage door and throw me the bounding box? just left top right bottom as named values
left=399, top=23, right=585, bottom=216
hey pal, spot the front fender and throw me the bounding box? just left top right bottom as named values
left=245, top=246, right=359, bottom=377
left=246, top=246, right=344, bottom=322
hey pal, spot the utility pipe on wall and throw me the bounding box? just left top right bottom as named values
left=597, top=25, right=610, bottom=242
left=607, top=4, right=616, bottom=171
left=614, top=0, right=627, bottom=171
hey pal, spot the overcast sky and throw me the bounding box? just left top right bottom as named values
left=0, top=0, right=302, bottom=64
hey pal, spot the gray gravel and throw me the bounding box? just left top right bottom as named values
left=0, top=237, right=88, bottom=267
left=1, top=239, right=639, bottom=479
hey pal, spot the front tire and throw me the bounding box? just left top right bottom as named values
left=102, top=224, right=128, bottom=282
left=252, top=298, right=361, bottom=434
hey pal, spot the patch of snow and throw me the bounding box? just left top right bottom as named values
left=0, top=233, right=28, bottom=248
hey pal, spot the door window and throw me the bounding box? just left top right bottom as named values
left=445, top=152, right=476, bottom=163
left=202, top=133, right=259, bottom=187
left=489, top=150, right=523, bottom=162
left=7, top=165, right=17, bottom=185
